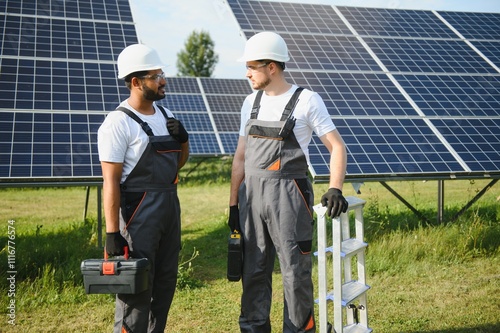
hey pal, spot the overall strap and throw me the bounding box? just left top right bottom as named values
left=249, top=87, right=305, bottom=120
left=281, top=87, right=304, bottom=121
left=116, top=106, right=154, bottom=136
left=250, top=90, right=264, bottom=119
left=156, top=105, right=169, bottom=120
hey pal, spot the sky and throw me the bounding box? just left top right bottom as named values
left=128, top=0, right=500, bottom=80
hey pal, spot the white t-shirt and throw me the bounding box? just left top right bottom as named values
left=97, top=100, right=175, bottom=182
left=239, top=85, right=336, bottom=165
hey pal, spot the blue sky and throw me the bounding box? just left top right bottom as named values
left=128, top=0, right=500, bottom=79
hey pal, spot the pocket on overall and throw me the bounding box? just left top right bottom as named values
left=149, top=136, right=181, bottom=184
left=247, top=125, right=283, bottom=170
left=150, top=135, right=181, bottom=153
left=121, top=191, right=146, bottom=222
left=293, top=178, right=314, bottom=254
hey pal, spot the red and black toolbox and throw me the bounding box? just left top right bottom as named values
left=81, top=248, right=150, bottom=294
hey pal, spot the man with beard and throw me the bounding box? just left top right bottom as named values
left=98, top=44, right=189, bottom=333
left=228, top=32, right=348, bottom=332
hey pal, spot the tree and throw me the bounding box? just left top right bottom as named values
left=176, top=30, right=219, bottom=77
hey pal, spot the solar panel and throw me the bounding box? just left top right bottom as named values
left=0, top=1, right=252, bottom=181
left=1, top=111, right=104, bottom=179
left=364, top=38, right=497, bottom=74
left=471, top=41, right=500, bottom=67
left=227, top=0, right=500, bottom=181
left=308, top=118, right=466, bottom=181
left=278, top=33, right=381, bottom=72
left=1, top=0, right=499, bottom=183
left=200, top=77, right=252, bottom=95
left=286, top=72, right=419, bottom=117
left=438, top=11, right=500, bottom=40
left=337, top=6, right=458, bottom=39
left=395, top=74, right=500, bottom=117
left=430, top=118, right=500, bottom=172
left=228, top=1, right=350, bottom=34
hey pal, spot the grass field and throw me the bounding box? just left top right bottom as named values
left=0, top=157, right=499, bottom=332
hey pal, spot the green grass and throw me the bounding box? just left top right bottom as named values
left=0, top=157, right=499, bottom=332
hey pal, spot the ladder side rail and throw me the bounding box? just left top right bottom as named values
left=341, top=212, right=353, bottom=283
left=354, top=204, right=366, bottom=244
left=315, top=205, right=329, bottom=333
left=341, top=212, right=354, bottom=327
left=354, top=205, right=367, bottom=284
left=355, top=204, right=370, bottom=329
left=357, top=293, right=369, bottom=328
left=333, top=216, right=343, bottom=333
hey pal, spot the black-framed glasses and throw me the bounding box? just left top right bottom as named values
left=139, top=73, right=167, bottom=82
left=245, top=62, right=270, bottom=72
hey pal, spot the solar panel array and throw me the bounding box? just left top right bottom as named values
left=227, top=0, right=500, bottom=181
left=1, top=0, right=499, bottom=183
left=0, top=0, right=251, bottom=183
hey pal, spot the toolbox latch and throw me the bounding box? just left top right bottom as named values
left=102, top=262, right=117, bottom=275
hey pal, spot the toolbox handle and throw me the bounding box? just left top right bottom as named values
left=104, top=246, right=129, bottom=260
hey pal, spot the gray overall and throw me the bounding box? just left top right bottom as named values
left=238, top=88, right=316, bottom=333
left=115, top=107, right=181, bottom=333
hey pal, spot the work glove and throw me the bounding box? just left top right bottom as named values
left=228, top=205, right=240, bottom=232
left=321, top=188, right=348, bottom=218
left=105, top=231, right=128, bottom=256
left=167, top=117, right=189, bottom=143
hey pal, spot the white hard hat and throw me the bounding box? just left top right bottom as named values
left=238, top=32, right=290, bottom=63
left=117, top=44, right=165, bottom=79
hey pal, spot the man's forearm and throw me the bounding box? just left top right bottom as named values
left=103, top=180, right=122, bottom=233
left=329, top=149, right=347, bottom=190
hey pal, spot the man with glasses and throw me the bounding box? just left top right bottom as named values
left=228, top=32, right=348, bottom=332
left=98, top=44, right=189, bottom=333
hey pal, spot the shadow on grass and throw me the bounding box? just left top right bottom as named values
left=178, top=222, right=230, bottom=283
left=0, top=219, right=102, bottom=289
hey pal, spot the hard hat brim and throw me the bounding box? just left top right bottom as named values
left=118, top=65, right=165, bottom=79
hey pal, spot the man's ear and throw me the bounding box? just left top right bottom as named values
left=130, top=77, right=142, bottom=89
left=268, top=61, right=279, bottom=74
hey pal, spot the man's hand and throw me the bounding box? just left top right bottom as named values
left=320, top=188, right=348, bottom=218
left=228, top=205, right=240, bottom=232
left=167, top=118, right=189, bottom=143
left=105, top=232, right=128, bottom=256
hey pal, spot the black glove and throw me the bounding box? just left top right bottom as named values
left=320, top=188, right=348, bottom=218
left=105, top=231, right=128, bottom=256
left=167, top=117, right=189, bottom=143
left=228, top=205, right=240, bottom=232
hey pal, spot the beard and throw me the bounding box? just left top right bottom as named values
left=141, top=83, right=165, bottom=101
left=251, top=76, right=271, bottom=90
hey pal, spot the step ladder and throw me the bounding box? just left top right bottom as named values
left=314, top=196, right=372, bottom=333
